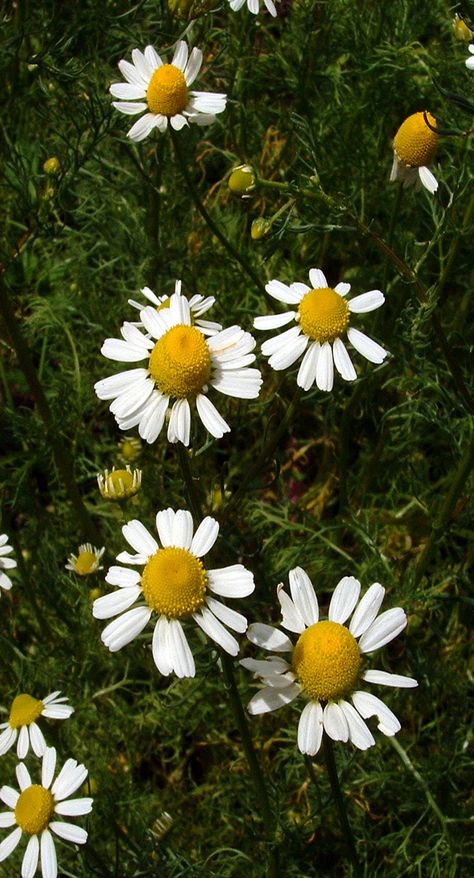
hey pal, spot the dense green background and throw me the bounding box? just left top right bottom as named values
left=1, top=1, right=473, bottom=876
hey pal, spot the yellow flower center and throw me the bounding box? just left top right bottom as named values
left=292, top=621, right=361, bottom=702
left=75, top=550, right=98, bottom=575
left=141, top=547, right=207, bottom=618
left=298, top=287, right=350, bottom=343
left=106, top=470, right=137, bottom=499
left=15, top=785, right=54, bottom=835
left=119, top=437, right=141, bottom=463
left=148, top=325, right=211, bottom=399
left=9, top=694, right=43, bottom=729
left=147, top=64, right=188, bottom=116
left=393, top=112, right=438, bottom=168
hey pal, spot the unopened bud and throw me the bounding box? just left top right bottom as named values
left=168, top=0, right=213, bottom=20
left=228, top=165, right=256, bottom=197
left=43, top=157, right=61, bottom=175
left=251, top=218, right=271, bottom=240
left=452, top=14, right=473, bottom=41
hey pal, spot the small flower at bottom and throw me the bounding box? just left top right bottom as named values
left=0, top=533, right=16, bottom=596
left=242, top=568, right=417, bottom=756
left=0, top=746, right=92, bottom=878
left=92, top=508, right=255, bottom=677
left=110, top=40, right=227, bottom=142
left=66, top=545, right=105, bottom=576
left=390, top=111, right=439, bottom=193
left=0, top=693, right=74, bottom=759
left=254, top=267, right=387, bottom=392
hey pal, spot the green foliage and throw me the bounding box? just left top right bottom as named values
left=0, top=1, right=473, bottom=876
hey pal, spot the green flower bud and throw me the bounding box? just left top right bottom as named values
left=168, top=0, right=214, bottom=21
left=43, top=157, right=61, bottom=175
left=251, top=218, right=272, bottom=241
left=228, top=165, right=256, bottom=197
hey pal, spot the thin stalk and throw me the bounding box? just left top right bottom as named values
left=388, top=737, right=450, bottom=837
left=0, top=273, right=96, bottom=541
left=176, top=444, right=203, bottom=521
left=382, top=183, right=403, bottom=292
left=169, top=129, right=265, bottom=295
left=323, top=737, right=363, bottom=878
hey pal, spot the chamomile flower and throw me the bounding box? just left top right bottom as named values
left=66, top=545, right=105, bottom=576
left=228, top=0, right=278, bottom=17
left=110, top=40, right=227, bottom=141
left=0, top=534, right=16, bottom=596
left=243, top=569, right=417, bottom=756
left=390, top=111, right=439, bottom=193
left=254, top=268, right=387, bottom=392
left=95, top=290, right=262, bottom=446
left=0, top=693, right=74, bottom=759
left=92, top=508, right=255, bottom=677
left=466, top=44, right=474, bottom=69
left=97, top=467, right=142, bottom=501
left=128, top=280, right=221, bottom=336
left=0, top=746, right=92, bottom=878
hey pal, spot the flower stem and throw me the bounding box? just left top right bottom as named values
left=169, top=129, right=266, bottom=296
left=323, top=736, right=363, bottom=878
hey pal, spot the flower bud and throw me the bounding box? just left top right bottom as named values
left=251, top=218, right=272, bottom=240
left=97, top=466, right=142, bottom=501
left=43, top=157, right=61, bottom=175
left=452, top=13, right=473, bottom=42
left=228, top=165, right=256, bottom=197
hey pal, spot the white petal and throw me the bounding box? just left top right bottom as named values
left=0, top=827, right=22, bottom=861
left=193, top=607, right=239, bottom=656
left=29, top=723, right=46, bottom=757
left=93, top=587, right=141, bottom=620
left=112, top=100, right=148, bottom=116
left=40, top=830, right=57, bottom=878
left=167, top=620, right=195, bottom=677
left=21, top=834, right=39, bottom=878
left=196, top=394, right=230, bottom=439
left=323, top=702, right=349, bottom=741
left=50, top=822, right=87, bottom=845
left=16, top=763, right=31, bottom=791
left=94, top=368, right=148, bottom=400
left=339, top=701, right=375, bottom=750
left=362, top=669, right=418, bottom=688
left=0, top=728, right=16, bottom=756
left=0, top=786, right=19, bottom=808
left=110, top=82, right=146, bottom=100
left=335, top=282, right=351, bottom=296
left=101, top=338, right=149, bottom=363
left=55, top=797, right=93, bottom=816
left=349, top=583, right=385, bottom=638
left=0, top=813, right=16, bottom=828
left=155, top=508, right=175, bottom=547
left=265, top=280, right=301, bottom=305
left=346, top=327, right=388, bottom=364
left=172, top=41, right=188, bottom=72
left=418, top=165, right=438, bottom=194
left=328, top=576, right=361, bottom=624
left=131, top=48, right=150, bottom=80
left=348, top=290, right=385, bottom=313
left=308, top=268, right=328, bottom=289
left=190, top=516, right=219, bottom=557
left=206, top=597, right=247, bottom=634
left=101, top=607, right=152, bottom=652
left=118, top=58, right=147, bottom=86
left=42, top=748, right=57, bottom=790
left=167, top=399, right=191, bottom=446
left=261, top=325, right=302, bottom=357
left=358, top=607, right=407, bottom=653
left=332, top=338, right=357, bottom=381
left=315, top=342, right=334, bottom=391
left=240, top=656, right=291, bottom=676
left=17, top=726, right=30, bottom=760
left=152, top=617, right=173, bottom=676
left=51, top=761, right=87, bottom=801
left=207, top=565, right=254, bottom=598
left=268, top=334, right=308, bottom=371
left=277, top=585, right=306, bottom=634
left=144, top=45, right=162, bottom=71
left=184, top=47, right=203, bottom=86
left=171, top=510, right=194, bottom=549
left=170, top=113, right=188, bottom=131
left=297, top=701, right=324, bottom=755
left=105, top=566, right=141, bottom=588
left=247, top=684, right=300, bottom=715
left=127, top=113, right=159, bottom=143
left=138, top=394, right=169, bottom=443
left=253, top=312, right=295, bottom=330
left=352, top=691, right=401, bottom=736
left=289, top=567, right=319, bottom=627
left=296, top=342, right=319, bottom=390
left=122, top=520, right=158, bottom=556
left=246, top=623, right=293, bottom=652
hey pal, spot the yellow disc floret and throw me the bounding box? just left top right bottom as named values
left=292, top=620, right=361, bottom=702
left=141, top=547, right=207, bottom=618
left=98, top=467, right=142, bottom=501
left=393, top=112, right=438, bottom=168
left=147, top=64, right=188, bottom=116
left=74, top=549, right=100, bottom=575
left=149, top=325, right=211, bottom=398
left=298, top=288, right=350, bottom=344
left=9, top=694, right=43, bottom=729
left=15, top=785, right=54, bottom=835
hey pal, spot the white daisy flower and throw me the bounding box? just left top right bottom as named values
left=128, top=280, right=222, bottom=336
left=466, top=44, right=474, bottom=69
left=110, top=40, right=227, bottom=142
left=254, top=268, right=387, bottom=392
left=0, top=533, right=16, bottom=595
left=95, top=290, right=262, bottom=446
left=390, top=111, right=439, bottom=193
left=65, top=544, right=105, bottom=576
left=228, top=0, right=278, bottom=17
left=243, top=568, right=417, bottom=756
left=0, top=746, right=92, bottom=878
left=0, top=693, right=74, bottom=759
left=92, top=508, right=255, bottom=678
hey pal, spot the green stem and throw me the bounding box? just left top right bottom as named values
left=0, top=273, right=97, bottom=541
left=169, top=129, right=265, bottom=295
left=414, top=430, right=474, bottom=585
left=382, top=183, right=403, bottom=292
left=388, top=737, right=450, bottom=837
left=323, top=737, right=363, bottom=878
left=176, top=444, right=203, bottom=521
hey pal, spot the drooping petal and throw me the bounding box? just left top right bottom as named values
left=247, top=684, right=300, bottom=715
left=339, top=700, right=375, bottom=750
left=21, top=833, right=39, bottom=878
left=0, top=827, right=22, bottom=862
left=152, top=617, right=173, bottom=676
left=297, top=701, right=324, bottom=755
left=346, top=328, right=388, bottom=364
left=193, top=607, right=239, bottom=656
left=40, top=829, right=57, bottom=878
left=315, top=342, right=334, bottom=391
left=50, top=822, right=88, bottom=845
left=352, top=691, right=401, bottom=736
left=358, top=607, right=407, bottom=653
left=323, top=702, right=349, bottom=741
left=206, top=597, right=248, bottom=634
left=167, top=620, right=195, bottom=678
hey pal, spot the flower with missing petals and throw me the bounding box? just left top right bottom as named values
left=128, top=280, right=221, bottom=336
left=66, top=545, right=105, bottom=576
left=110, top=40, right=226, bottom=141
left=390, top=112, right=439, bottom=193
left=254, top=268, right=387, bottom=392
left=97, top=467, right=142, bottom=501
left=92, top=508, right=254, bottom=677
left=0, top=534, right=16, bottom=596
left=0, top=693, right=73, bottom=759
left=0, top=746, right=92, bottom=878
left=243, top=568, right=417, bottom=756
